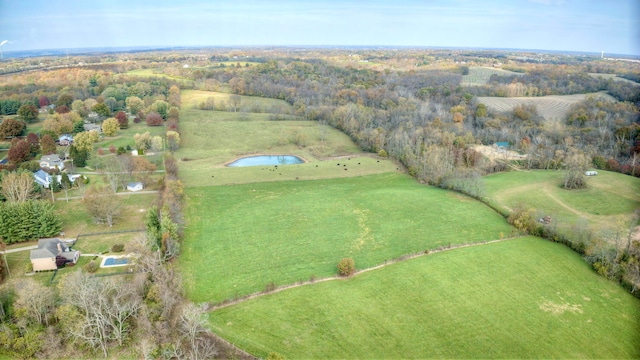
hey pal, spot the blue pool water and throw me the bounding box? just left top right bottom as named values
left=228, top=155, right=304, bottom=167
left=103, top=257, right=129, bottom=266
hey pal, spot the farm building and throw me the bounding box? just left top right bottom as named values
left=127, top=182, right=144, bottom=192
left=39, top=154, right=65, bottom=170
left=30, top=238, right=80, bottom=271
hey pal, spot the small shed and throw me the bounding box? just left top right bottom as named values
left=127, top=182, right=144, bottom=192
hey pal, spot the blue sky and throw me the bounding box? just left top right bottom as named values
left=1, top=0, right=638, bottom=55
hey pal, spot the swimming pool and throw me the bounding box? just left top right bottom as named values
left=101, top=256, right=130, bottom=268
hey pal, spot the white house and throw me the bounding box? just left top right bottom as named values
left=39, top=154, right=65, bottom=170
left=34, top=170, right=81, bottom=189
left=58, top=134, right=73, bottom=146
left=127, top=182, right=144, bottom=192
left=585, top=171, right=598, bottom=176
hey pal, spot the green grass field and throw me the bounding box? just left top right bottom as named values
left=179, top=173, right=513, bottom=303
left=172, top=99, right=640, bottom=358
left=483, top=170, right=640, bottom=234
left=175, top=110, right=372, bottom=187
left=125, top=68, right=191, bottom=81
left=182, top=89, right=293, bottom=113
left=208, top=237, right=640, bottom=359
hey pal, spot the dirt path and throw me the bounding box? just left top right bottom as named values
left=206, top=236, right=524, bottom=312
left=541, top=184, right=591, bottom=219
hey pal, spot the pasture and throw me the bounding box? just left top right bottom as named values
left=483, top=170, right=640, bottom=235
left=476, top=92, right=616, bottom=120
left=179, top=173, right=513, bottom=303
left=175, top=110, right=372, bottom=187
left=208, top=237, right=640, bottom=359
left=181, top=89, right=293, bottom=113
left=461, top=66, right=524, bottom=86
left=174, top=95, right=640, bottom=358
left=124, top=68, right=191, bottom=81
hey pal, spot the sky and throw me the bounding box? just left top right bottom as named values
left=1, top=0, right=639, bottom=55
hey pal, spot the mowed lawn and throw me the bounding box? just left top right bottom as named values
left=53, top=194, right=156, bottom=237
left=180, top=173, right=513, bottom=303
left=208, top=237, right=640, bottom=359
left=483, top=170, right=640, bottom=233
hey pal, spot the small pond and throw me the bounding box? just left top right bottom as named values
left=227, top=155, right=304, bottom=167
left=101, top=256, right=130, bottom=268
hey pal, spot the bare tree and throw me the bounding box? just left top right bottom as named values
left=563, top=148, right=589, bottom=189
left=82, top=185, right=122, bottom=227
left=101, top=155, right=128, bottom=193
left=14, top=279, right=56, bottom=327
left=0, top=171, right=37, bottom=202
left=57, top=272, right=143, bottom=357
left=179, top=303, right=217, bottom=360
left=230, top=94, right=241, bottom=112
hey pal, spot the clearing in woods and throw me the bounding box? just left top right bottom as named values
left=461, top=66, right=524, bottom=86
left=476, top=92, right=616, bottom=121
left=588, top=73, right=640, bottom=86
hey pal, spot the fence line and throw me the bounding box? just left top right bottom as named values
left=74, top=229, right=145, bottom=246
left=207, top=236, right=525, bottom=312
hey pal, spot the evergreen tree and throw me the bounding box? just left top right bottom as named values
left=0, top=200, right=61, bottom=243
left=50, top=175, right=61, bottom=193
left=69, top=145, right=88, bottom=167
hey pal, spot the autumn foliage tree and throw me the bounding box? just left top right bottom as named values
left=56, top=93, right=74, bottom=108
left=92, top=103, right=111, bottom=118
left=40, top=134, right=57, bottom=155
left=43, top=113, right=74, bottom=136
left=26, top=132, right=40, bottom=156
left=101, top=117, right=120, bottom=137
left=337, top=258, right=356, bottom=276
left=7, top=138, right=31, bottom=164
left=145, top=112, right=163, bottom=126
left=168, top=85, right=181, bottom=108
left=115, top=111, right=128, bottom=129
left=17, top=104, right=39, bottom=123
left=0, top=118, right=26, bottom=138
left=38, top=95, right=49, bottom=108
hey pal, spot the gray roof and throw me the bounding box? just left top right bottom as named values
left=40, top=154, right=61, bottom=163
left=30, top=238, right=77, bottom=260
